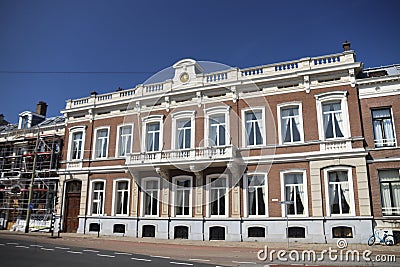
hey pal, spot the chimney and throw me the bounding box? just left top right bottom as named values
left=342, top=40, right=351, bottom=51
left=0, top=114, right=8, bottom=126
left=36, top=101, right=47, bottom=117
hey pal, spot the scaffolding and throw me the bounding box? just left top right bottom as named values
left=0, top=126, right=63, bottom=231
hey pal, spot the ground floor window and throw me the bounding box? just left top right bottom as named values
left=288, top=227, right=305, bottom=238
left=379, top=169, right=400, bottom=216
left=209, top=226, right=225, bottom=240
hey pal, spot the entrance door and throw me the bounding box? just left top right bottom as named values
left=63, top=181, right=81, bottom=233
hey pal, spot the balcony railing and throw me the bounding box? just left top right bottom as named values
left=126, top=145, right=237, bottom=165
left=382, top=207, right=400, bottom=216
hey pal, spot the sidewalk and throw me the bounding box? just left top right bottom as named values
left=1, top=230, right=399, bottom=266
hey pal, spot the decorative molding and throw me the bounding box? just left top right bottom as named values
left=155, top=167, right=168, bottom=179
left=190, top=164, right=202, bottom=180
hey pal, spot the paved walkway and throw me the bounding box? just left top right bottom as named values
left=1, top=230, right=399, bottom=266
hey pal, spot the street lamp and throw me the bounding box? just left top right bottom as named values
left=279, top=200, right=293, bottom=248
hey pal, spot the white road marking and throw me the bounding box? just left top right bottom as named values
left=0, top=244, right=5, bottom=246
left=67, top=251, right=83, bottom=254
left=55, top=246, right=70, bottom=250
left=232, top=261, right=256, bottom=264
left=97, top=254, right=115, bottom=258
left=151, top=255, right=171, bottom=259
left=170, top=262, right=193, bottom=266
left=6, top=242, right=18, bottom=245
left=189, top=259, right=210, bottom=262
left=15, top=245, right=29, bottom=249
left=83, top=249, right=99, bottom=252
left=41, top=248, right=55, bottom=251
left=30, top=245, right=43, bottom=248
left=114, top=252, right=132, bottom=255
left=131, top=257, right=152, bottom=262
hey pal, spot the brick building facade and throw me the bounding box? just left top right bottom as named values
left=56, top=45, right=398, bottom=243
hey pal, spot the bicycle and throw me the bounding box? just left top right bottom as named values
left=367, top=230, right=394, bottom=246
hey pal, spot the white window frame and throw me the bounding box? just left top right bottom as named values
left=140, top=177, right=160, bottom=217
left=244, top=173, right=268, bottom=217
left=206, top=174, right=229, bottom=217
left=67, top=126, right=86, bottom=161
left=171, top=111, right=196, bottom=150
left=89, top=179, right=106, bottom=215
left=172, top=175, right=193, bottom=217
left=315, top=91, right=351, bottom=140
left=93, top=126, right=110, bottom=159
left=371, top=108, right=397, bottom=148
left=378, top=169, right=400, bottom=216
left=241, top=107, right=266, bottom=147
left=112, top=178, right=130, bottom=216
left=324, top=167, right=355, bottom=217
left=277, top=102, right=304, bottom=144
left=142, top=115, right=164, bottom=152
left=204, top=106, right=230, bottom=147
left=280, top=170, right=308, bottom=217
left=115, top=124, right=134, bottom=157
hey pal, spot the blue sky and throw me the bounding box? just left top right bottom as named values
left=0, top=0, right=399, bottom=123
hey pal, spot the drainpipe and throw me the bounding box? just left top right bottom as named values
left=168, top=216, right=170, bottom=240
left=202, top=216, right=205, bottom=241
left=240, top=217, right=243, bottom=242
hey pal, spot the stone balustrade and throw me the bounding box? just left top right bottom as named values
left=126, top=145, right=235, bottom=165
left=66, top=52, right=354, bottom=109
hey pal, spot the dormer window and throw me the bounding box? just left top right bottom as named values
left=20, top=115, right=29, bottom=129
left=18, top=113, right=32, bottom=129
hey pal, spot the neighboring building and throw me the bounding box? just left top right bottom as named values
left=59, top=42, right=377, bottom=243
left=358, top=64, right=400, bottom=243
left=0, top=102, right=64, bottom=230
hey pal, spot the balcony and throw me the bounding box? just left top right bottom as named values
left=126, top=145, right=239, bottom=167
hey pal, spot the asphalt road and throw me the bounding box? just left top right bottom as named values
left=0, top=237, right=216, bottom=267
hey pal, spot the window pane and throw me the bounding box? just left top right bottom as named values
left=94, top=182, right=104, bottom=190
left=372, top=109, right=391, bottom=118
left=328, top=171, right=350, bottom=215
left=146, top=180, right=158, bottom=189
left=154, top=132, right=160, bottom=151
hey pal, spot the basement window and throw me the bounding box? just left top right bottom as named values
left=174, top=226, right=189, bottom=239
left=142, top=225, right=155, bottom=237
left=332, top=226, right=353, bottom=238
left=288, top=227, right=305, bottom=238
left=113, top=224, right=126, bottom=234
left=209, top=226, right=225, bottom=240
left=89, top=223, right=100, bottom=232
left=248, top=227, right=266, bottom=238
